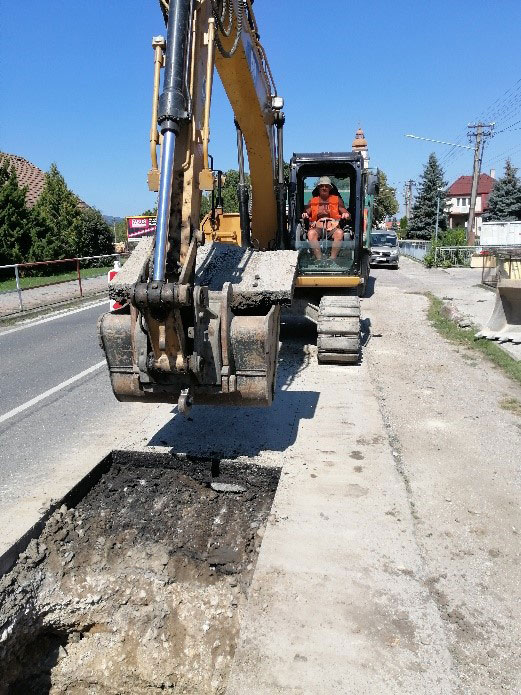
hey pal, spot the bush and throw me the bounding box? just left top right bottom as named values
left=423, top=227, right=466, bottom=267
left=441, top=227, right=466, bottom=246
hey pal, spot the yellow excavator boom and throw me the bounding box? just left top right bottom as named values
left=98, top=0, right=298, bottom=413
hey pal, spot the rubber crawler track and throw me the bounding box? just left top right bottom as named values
left=317, top=294, right=361, bottom=364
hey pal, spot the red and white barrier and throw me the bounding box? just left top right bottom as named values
left=108, top=260, right=123, bottom=311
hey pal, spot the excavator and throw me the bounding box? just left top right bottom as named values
left=99, top=0, right=378, bottom=412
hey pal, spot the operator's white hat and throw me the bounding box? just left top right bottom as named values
left=317, top=176, right=333, bottom=188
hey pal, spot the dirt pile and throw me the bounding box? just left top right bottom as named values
left=0, top=452, right=279, bottom=694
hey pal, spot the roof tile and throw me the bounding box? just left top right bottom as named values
left=447, top=174, right=496, bottom=196
left=0, top=152, right=89, bottom=210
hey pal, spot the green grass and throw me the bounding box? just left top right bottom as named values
left=499, top=397, right=521, bottom=417
left=427, top=293, right=521, bottom=387
left=0, top=266, right=112, bottom=293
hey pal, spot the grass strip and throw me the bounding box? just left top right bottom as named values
left=0, top=266, right=112, bottom=293
left=427, top=292, right=521, bottom=387
left=499, top=397, right=521, bottom=417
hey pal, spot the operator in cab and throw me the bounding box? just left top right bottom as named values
left=301, top=176, right=351, bottom=261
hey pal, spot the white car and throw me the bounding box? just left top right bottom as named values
left=370, top=231, right=400, bottom=269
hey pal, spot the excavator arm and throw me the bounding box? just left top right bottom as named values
left=98, top=0, right=298, bottom=412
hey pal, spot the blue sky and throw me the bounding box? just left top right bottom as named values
left=2, top=1, right=521, bottom=217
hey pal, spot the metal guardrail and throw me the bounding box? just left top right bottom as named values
left=0, top=253, right=126, bottom=313
left=399, top=240, right=431, bottom=261
left=435, top=245, right=521, bottom=268
left=399, top=242, right=521, bottom=269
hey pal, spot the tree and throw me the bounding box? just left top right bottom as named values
left=408, top=153, right=447, bottom=240
left=221, top=169, right=240, bottom=213
left=483, top=159, right=521, bottom=221
left=200, top=193, right=211, bottom=220
left=32, top=163, right=83, bottom=260
left=372, top=170, right=399, bottom=226
left=397, top=216, right=408, bottom=239
left=0, top=157, right=33, bottom=268
left=76, top=207, right=114, bottom=258
left=114, top=218, right=128, bottom=244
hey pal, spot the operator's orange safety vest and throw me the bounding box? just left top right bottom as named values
left=309, top=195, right=341, bottom=223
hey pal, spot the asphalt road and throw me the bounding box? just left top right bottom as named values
left=0, top=302, right=107, bottom=414
left=0, top=300, right=154, bottom=555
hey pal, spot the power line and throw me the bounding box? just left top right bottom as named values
left=483, top=142, right=521, bottom=166
left=494, top=118, right=521, bottom=135
left=440, top=77, right=521, bottom=170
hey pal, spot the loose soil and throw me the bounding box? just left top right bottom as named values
left=0, top=451, right=280, bottom=694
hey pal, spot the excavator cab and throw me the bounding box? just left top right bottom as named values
left=287, top=152, right=378, bottom=364
left=288, top=152, right=378, bottom=293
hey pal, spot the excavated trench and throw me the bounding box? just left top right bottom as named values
left=0, top=451, right=280, bottom=694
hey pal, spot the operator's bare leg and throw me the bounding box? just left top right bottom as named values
left=330, top=228, right=344, bottom=260
left=307, top=227, right=322, bottom=260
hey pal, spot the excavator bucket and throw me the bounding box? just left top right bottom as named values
left=98, top=239, right=299, bottom=410
left=476, top=279, right=521, bottom=344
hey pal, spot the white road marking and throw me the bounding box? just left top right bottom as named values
left=0, top=299, right=109, bottom=337
left=0, top=361, right=106, bottom=425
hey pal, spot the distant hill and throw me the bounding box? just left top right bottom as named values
left=103, top=215, right=124, bottom=226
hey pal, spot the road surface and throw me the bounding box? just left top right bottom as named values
left=0, top=300, right=154, bottom=557
left=0, top=261, right=520, bottom=693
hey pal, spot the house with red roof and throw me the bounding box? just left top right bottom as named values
left=0, top=152, right=89, bottom=210
left=446, top=170, right=496, bottom=240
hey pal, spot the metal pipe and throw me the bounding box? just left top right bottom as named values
left=149, top=38, right=165, bottom=173
left=275, top=112, right=286, bottom=249
left=153, top=129, right=177, bottom=281
left=14, top=265, right=23, bottom=312
left=215, top=170, right=223, bottom=210
left=235, top=120, right=251, bottom=247
left=76, top=259, right=83, bottom=297
left=202, top=18, right=215, bottom=172
left=183, top=0, right=195, bottom=119
left=181, top=1, right=198, bottom=171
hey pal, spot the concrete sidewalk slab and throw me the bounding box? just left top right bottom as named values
left=224, top=356, right=455, bottom=694
left=0, top=274, right=108, bottom=318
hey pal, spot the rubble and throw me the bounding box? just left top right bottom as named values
left=0, top=452, right=279, bottom=694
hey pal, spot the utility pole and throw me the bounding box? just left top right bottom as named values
left=404, top=180, right=415, bottom=221
left=466, top=122, right=494, bottom=245
left=434, top=189, right=443, bottom=244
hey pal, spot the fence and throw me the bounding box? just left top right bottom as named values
left=434, top=245, right=521, bottom=268
left=399, top=240, right=431, bottom=261
left=0, top=253, right=126, bottom=315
